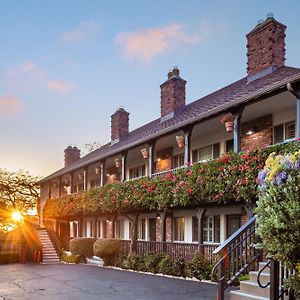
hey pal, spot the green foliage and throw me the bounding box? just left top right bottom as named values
left=143, top=252, right=163, bottom=273
left=61, top=251, right=86, bottom=264
left=187, top=251, right=212, bottom=280
left=44, top=141, right=300, bottom=220
left=69, top=237, right=97, bottom=257
left=256, top=147, right=300, bottom=296
left=0, top=252, right=19, bottom=264
left=93, top=238, right=122, bottom=266
left=123, top=253, right=146, bottom=271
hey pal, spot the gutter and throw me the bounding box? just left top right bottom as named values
left=39, top=72, right=300, bottom=183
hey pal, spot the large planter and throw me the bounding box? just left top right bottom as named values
left=224, top=121, right=234, bottom=132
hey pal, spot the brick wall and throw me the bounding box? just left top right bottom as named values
left=111, top=107, right=129, bottom=141
left=160, top=67, right=186, bottom=117
left=241, top=114, right=272, bottom=151
left=106, top=221, right=114, bottom=238
left=64, top=146, right=80, bottom=167
left=246, top=17, right=286, bottom=76
left=165, top=216, right=173, bottom=242
left=156, top=217, right=161, bottom=242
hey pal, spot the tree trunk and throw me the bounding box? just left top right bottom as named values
left=126, top=214, right=139, bottom=256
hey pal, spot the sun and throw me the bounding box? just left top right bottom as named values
left=11, top=211, right=23, bottom=222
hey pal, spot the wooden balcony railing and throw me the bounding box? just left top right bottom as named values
left=121, top=240, right=218, bottom=263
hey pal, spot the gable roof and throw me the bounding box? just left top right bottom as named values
left=40, top=66, right=300, bottom=183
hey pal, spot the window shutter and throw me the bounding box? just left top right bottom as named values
left=274, top=124, right=284, bottom=144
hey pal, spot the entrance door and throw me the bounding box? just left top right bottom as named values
left=148, top=218, right=156, bottom=241
left=227, top=215, right=241, bottom=238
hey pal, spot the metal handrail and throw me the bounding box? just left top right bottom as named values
left=212, top=215, right=262, bottom=300
left=257, top=260, right=271, bottom=288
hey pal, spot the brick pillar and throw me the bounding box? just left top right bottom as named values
left=165, top=214, right=173, bottom=242
left=156, top=217, right=161, bottom=242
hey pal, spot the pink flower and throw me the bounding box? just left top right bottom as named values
left=187, top=188, right=193, bottom=194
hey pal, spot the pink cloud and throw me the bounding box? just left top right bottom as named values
left=63, top=20, right=100, bottom=43
left=116, top=22, right=212, bottom=62
left=4, top=61, right=74, bottom=95
left=47, top=80, right=73, bottom=93
left=0, top=94, right=25, bottom=116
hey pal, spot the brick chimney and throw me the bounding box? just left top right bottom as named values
left=64, top=146, right=80, bottom=167
left=246, top=14, right=286, bottom=78
left=160, top=66, right=186, bottom=120
left=111, top=107, right=129, bottom=142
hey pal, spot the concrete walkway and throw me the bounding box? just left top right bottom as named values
left=0, top=264, right=234, bottom=299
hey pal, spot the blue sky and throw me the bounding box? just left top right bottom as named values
left=1, top=0, right=299, bottom=177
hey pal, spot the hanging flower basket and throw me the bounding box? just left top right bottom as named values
left=141, top=148, right=149, bottom=159
left=176, top=135, right=185, bottom=148
left=95, top=167, right=100, bottom=175
left=221, top=114, right=234, bottom=132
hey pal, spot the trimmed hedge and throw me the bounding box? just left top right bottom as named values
left=93, top=238, right=122, bottom=266
left=0, top=252, right=19, bottom=264
left=70, top=237, right=97, bottom=257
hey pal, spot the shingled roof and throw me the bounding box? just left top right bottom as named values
left=40, top=66, right=300, bottom=183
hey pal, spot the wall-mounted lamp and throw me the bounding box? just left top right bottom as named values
left=141, top=148, right=149, bottom=159
left=114, top=158, right=121, bottom=168
left=157, top=157, right=162, bottom=162
left=176, top=135, right=185, bottom=148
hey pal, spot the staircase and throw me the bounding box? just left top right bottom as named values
left=230, top=262, right=270, bottom=300
left=36, top=228, right=60, bottom=264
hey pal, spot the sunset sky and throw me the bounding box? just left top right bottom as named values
left=1, top=0, right=300, bottom=177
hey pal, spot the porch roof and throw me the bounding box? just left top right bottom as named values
left=40, top=66, right=300, bottom=183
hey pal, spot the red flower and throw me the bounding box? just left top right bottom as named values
left=187, top=188, right=193, bottom=194
left=123, top=199, right=129, bottom=205
left=228, top=165, right=234, bottom=171
left=218, top=166, right=224, bottom=172
left=219, top=154, right=231, bottom=164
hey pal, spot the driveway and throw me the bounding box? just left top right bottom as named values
left=0, top=264, right=234, bottom=300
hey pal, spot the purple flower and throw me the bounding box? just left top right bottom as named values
left=274, top=171, right=287, bottom=185
left=294, top=159, right=300, bottom=171
left=258, top=169, right=267, bottom=185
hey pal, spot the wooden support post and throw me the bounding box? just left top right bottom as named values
left=148, top=141, right=156, bottom=177
left=183, top=126, right=193, bottom=165
left=232, top=107, right=244, bottom=153
left=196, top=208, right=206, bottom=252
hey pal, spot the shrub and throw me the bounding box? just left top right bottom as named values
left=144, top=253, right=163, bottom=273
left=93, top=238, right=122, bottom=266
left=70, top=237, right=97, bottom=257
left=256, top=150, right=300, bottom=297
left=0, top=252, right=19, bottom=264
left=188, top=252, right=212, bottom=280
left=61, top=251, right=86, bottom=264
left=123, top=253, right=145, bottom=271
left=158, top=255, right=176, bottom=275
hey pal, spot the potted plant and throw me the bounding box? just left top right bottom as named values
left=221, top=114, right=234, bottom=132
left=176, top=135, right=185, bottom=148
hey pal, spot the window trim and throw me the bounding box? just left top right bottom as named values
left=273, top=120, right=296, bottom=144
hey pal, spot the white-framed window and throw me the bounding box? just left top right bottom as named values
left=173, top=153, right=184, bottom=168
left=96, top=220, right=107, bottom=238
left=115, top=220, right=125, bottom=239
left=192, top=143, right=220, bottom=162
left=192, top=216, right=198, bottom=242
left=203, top=216, right=220, bottom=243
left=174, top=217, right=185, bottom=241
left=129, top=165, right=146, bottom=179
left=138, top=218, right=146, bottom=240
left=274, top=121, right=296, bottom=144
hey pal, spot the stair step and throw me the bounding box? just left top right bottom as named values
left=258, top=262, right=270, bottom=274
left=240, top=281, right=270, bottom=297
left=249, top=271, right=270, bottom=286
left=230, top=290, right=269, bottom=300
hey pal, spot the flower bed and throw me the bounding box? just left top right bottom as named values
left=44, top=141, right=300, bottom=218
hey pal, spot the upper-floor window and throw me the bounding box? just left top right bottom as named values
left=274, top=121, right=296, bottom=144
left=192, top=143, right=220, bottom=163
left=173, top=153, right=184, bottom=168
left=174, top=217, right=185, bottom=242
left=129, top=165, right=146, bottom=179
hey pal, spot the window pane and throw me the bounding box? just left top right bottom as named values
left=213, top=143, right=220, bottom=159
left=192, top=217, right=198, bottom=242
left=274, top=124, right=284, bottom=144
left=285, top=121, right=295, bottom=140
left=199, top=145, right=213, bottom=161
left=226, top=139, right=234, bottom=152
left=214, top=216, right=220, bottom=243
left=192, top=150, right=198, bottom=163
left=174, top=217, right=185, bottom=241
left=138, top=219, right=146, bottom=240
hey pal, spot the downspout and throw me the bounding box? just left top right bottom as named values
left=287, top=82, right=300, bottom=139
